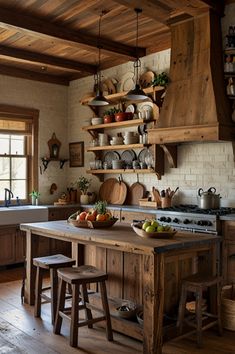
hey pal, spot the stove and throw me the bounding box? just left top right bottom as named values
left=156, top=205, right=235, bottom=235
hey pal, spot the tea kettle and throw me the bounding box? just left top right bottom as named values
left=197, top=187, right=221, bottom=209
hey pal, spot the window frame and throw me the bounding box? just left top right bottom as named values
left=0, top=105, right=39, bottom=203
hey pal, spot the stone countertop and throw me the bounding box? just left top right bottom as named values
left=219, top=214, right=235, bottom=221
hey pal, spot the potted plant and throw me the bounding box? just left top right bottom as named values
left=77, top=176, right=91, bottom=204
left=103, top=107, right=121, bottom=123
left=152, top=72, right=169, bottom=87
left=29, top=190, right=40, bottom=205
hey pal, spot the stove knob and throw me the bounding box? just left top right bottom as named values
left=159, top=217, right=166, bottom=222
left=173, top=218, right=179, bottom=223
left=204, top=220, right=213, bottom=226
left=165, top=217, right=171, bottom=223
left=197, top=220, right=203, bottom=226
left=183, top=219, right=191, bottom=224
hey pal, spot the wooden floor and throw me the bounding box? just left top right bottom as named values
left=0, top=267, right=234, bottom=354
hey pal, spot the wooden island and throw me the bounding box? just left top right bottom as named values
left=20, top=221, right=220, bottom=354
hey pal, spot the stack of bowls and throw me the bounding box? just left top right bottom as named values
left=123, top=132, right=139, bottom=145
left=110, top=136, right=123, bottom=145
left=91, top=117, right=103, bottom=125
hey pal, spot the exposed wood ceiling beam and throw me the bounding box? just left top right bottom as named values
left=0, top=64, right=69, bottom=85
left=113, top=0, right=223, bottom=20
left=0, top=45, right=97, bottom=74
left=0, top=7, right=145, bottom=59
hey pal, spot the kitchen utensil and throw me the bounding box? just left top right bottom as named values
left=109, top=177, right=127, bottom=204
left=197, top=187, right=221, bottom=209
left=121, top=150, right=136, bottom=165
left=125, top=104, right=136, bottom=113
left=126, top=181, right=145, bottom=205
left=138, top=147, right=152, bottom=163
left=99, top=178, right=118, bottom=202
left=119, top=72, right=135, bottom=92
left=151, top=187, right=161, bottom=205
left=137, top=102, right=154, bottom=120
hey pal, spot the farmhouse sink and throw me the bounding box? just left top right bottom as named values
left=0, top=205, right=48, bottom=225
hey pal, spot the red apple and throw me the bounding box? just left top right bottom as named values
left=78, top=211, right=87, bottom=221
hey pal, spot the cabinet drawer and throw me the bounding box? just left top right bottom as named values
left=120, top=211, right=156, bottom=224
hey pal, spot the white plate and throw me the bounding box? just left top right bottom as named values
left=137, top=102, right=154, bottom=120
left=125, top=104, right=135, bottom=113
left=119, top=72, right=135, bottom=92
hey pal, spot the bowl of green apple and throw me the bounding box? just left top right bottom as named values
left=131, top=219, right=177, bottom=239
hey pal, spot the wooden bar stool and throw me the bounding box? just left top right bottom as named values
left=33, top=254, right=75, bottom=324
left=177, top=273, right=223, bottom=348
left=54, top=265, right=113, bottom=348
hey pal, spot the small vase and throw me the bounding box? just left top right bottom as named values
left=31, top=196, right=36, bottom=205
left=80, top=194, right=89, bottom=204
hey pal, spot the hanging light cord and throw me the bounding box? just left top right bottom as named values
left=134, top=8, right=142, bottom=85
left=97, top=12, right=104, bottom=90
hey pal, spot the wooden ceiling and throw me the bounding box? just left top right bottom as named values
left=0, top=0, right=227, bottom=85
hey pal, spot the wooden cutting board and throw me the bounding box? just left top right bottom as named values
left=126, top=182, right=145, bottom=205
left=110, top=180, right=127, bottom=205
left=99, top=178, right=118, bottom=203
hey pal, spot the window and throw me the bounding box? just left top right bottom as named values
left=0, top=105, right=39, bottom=203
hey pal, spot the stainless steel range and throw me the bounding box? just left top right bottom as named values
left=156, top=205, right=235, bottom=235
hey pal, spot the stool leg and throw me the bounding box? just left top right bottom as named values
left=177, top=284, right=187, bottom=334
left=217, top=281, right=223, bottom=336
left=50, top=268, right=58, bottom=325
left=34, top=267, right=43, bottom=318
left=81, top=283, right=93, bottom=328
left=195, top=289, right=203, bottom=348
left=100, top=280, right=113, bottom=341
left=70, top=283, right=79, bottom=347
left=54, top=278, right=66, bottom=335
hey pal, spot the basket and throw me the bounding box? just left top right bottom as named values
left=68, top=217, right=118, bottom=229
left=221, top=284, right=235, bottom=331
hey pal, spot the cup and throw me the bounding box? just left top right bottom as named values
left=161, top=197, right=172, bottom=208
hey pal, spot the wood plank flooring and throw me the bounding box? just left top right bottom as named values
left=0, top=267, right=234, bottom=354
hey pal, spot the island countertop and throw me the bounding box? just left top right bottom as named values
left=20, top=220, right=220, bottom=255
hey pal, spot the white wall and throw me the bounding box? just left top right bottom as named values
left=0, top=75, right=68, bottom=204
left=67, top=3, right=235, bottom=207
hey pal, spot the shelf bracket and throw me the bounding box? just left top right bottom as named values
left=160, top=144, right=178, bottom=168
left=41, top=158, right=50, bottom=171
left=60, top=159, right=68, bottom=169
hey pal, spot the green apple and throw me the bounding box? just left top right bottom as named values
left=157, top=225, right=165, bottom=232
left=151, top=220, right=159, bottom=228
left=142, top=221, right=151, bottom=231
left=145, top=225, right=156, bottom=233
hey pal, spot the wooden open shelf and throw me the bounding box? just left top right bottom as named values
left=82, top=118, right=155, bottom=131
left=80, top=85, right=165, bottom=106
left=87, top=168, right=155, bottom=174
left=87, top=143, right=147, bottom=152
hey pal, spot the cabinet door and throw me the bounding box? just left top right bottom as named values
left=48, top=207, right=79, bottom=221
left=120, top=210, right=156, bottom=224
left=15, top=228, right=26, bottom=263
left=222, top=221, right=235, bottom=241
left=0, top=226, right=15, bottom=265
left=226, top=242, right=235, bottom=284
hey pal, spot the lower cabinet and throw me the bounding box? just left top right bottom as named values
left=0, top=225, right=16, bottom=266
left=120, top=210, right=156, bottom=223
left=222, top=221, right=235, bottom=284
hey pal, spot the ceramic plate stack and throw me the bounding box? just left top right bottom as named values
left=103, top=151, right=120, bottom=169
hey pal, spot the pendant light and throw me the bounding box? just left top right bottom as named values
left=125, top=8, right=148, bottom=101
left=89, top=12, right=109, bottom=106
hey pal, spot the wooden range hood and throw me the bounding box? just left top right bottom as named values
left=148, top=9, right=235, bottom=145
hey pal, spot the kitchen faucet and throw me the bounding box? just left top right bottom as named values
left=4, top=188, right=14, bottom=207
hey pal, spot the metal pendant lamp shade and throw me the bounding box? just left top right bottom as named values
left=126, top=8, right=148, bottom=101
left=89, top=13, right=109, bottom=107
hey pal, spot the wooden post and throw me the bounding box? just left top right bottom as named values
left=143, top=253, right=164, bottom=354
left=25, top=230, right=36, bottom=305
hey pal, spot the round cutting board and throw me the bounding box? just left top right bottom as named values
left=109, top=180, right=127, bottom=205
left=99, top=178, right=118, bottom=203
left=126, top=182, right=145, bottom=205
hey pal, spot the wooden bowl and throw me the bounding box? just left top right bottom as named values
left=68, top=217, right=118, bottom=229
left=116, top=304, right=137, bottom=319
left=131, top=222, right=176, bottom=239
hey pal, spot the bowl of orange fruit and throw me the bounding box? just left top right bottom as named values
left=68, top=201, right=118, bottom=229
